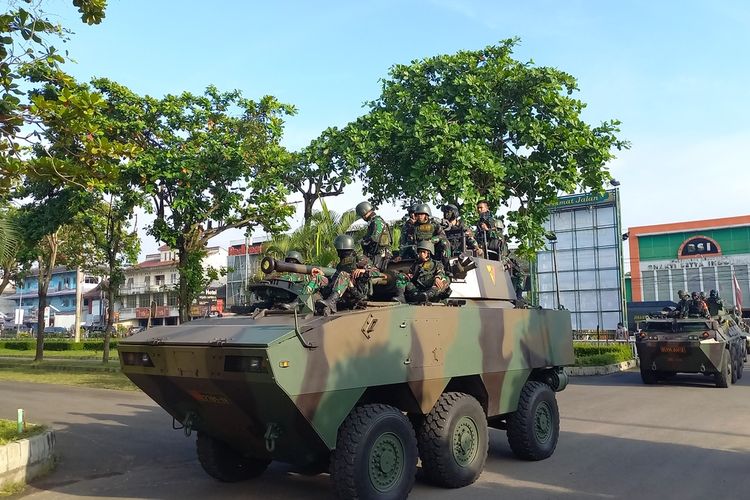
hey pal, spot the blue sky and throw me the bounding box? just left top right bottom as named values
left=48, top=0, right=750, bottom=263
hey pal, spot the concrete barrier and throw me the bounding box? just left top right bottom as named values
left=565, top=359, right=637, bottom=376
left=0, top=430, right=55, bottom=489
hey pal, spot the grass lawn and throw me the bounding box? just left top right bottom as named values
left=0, top=348, right=119, bottom=361
left=0, top=419, right=46, bottom=446
left=0, top=360, right=136, bottom=391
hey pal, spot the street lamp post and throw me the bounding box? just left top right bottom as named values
left=547, top=232, right=562, bottom=310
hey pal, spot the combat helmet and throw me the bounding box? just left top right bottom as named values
left=442, top=204, right=459, bottom=221
left=284, top=251, right=304, bottom=265
left=334, top=234, right=355, bottom=251
left=355, top=201, right=373, bottom=219
left=413, top=203, right=432, bottom=216
left=416, top=240, right=435, bottom=255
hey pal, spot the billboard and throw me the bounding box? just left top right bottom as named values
left=534, top=189, right=625, bottom=331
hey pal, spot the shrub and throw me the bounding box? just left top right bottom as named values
left=0, top=340, right=118, bottom=351
left=574, top=342, right=634, bottom=366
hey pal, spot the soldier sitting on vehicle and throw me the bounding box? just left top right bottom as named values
left=688, top=291, right=710, bottom=318
left=395, top=241, right=451, bottom=304
left=312, top=234, right=383, bottom=316
left=396, top=203, right=417, bottom=259
left=706, top=289, right=724, bottom=316
left=401, top=204, right=451, bottom=269
left=676, top=290, right=691, bottom=318
left=441, top=204, right=483, bottom=257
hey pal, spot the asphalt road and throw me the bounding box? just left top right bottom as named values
left=2, top=369, right=749, bottom=500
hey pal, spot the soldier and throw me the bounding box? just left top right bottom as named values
left=395, top=241, right=451, bottom=304
left=475, top=216, right=505, bottom=261
left=274, top=251, right=307, bottom=282
left=676, top=290, right=691, bottom=318
left=356, top=201, right=392, bottom=270
left=441, top=204, right=483, bottom=257
left=397, top=204, right=417, bottom=258
left=411, top=204, right=451, bottom=269
left=476, top=199, right=492, bottom=219
left=688, top=291, right=710, bottom=318
left=706, top=289, right=724, bottom=316
left=313, top=234, right=382, bottom=315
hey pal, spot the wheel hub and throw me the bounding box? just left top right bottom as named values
left=452, top=416, right=479, bottom=466
left=369, top=432, right=404, bottom=492
left=535, top=401, right=552, bottom=443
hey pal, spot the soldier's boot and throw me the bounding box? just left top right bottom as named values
left=393, top=287, right=406, bottom=303
left=315, top=291, right=340, bottom=316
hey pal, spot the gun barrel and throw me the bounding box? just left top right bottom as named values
left=260, top=257, right=337, bottom=277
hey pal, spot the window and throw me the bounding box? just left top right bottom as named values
left=126, top=278, right=134, bottom=288
left=170, top=273, right=178, bottom=284
left=155, top=275, right=165, bottom=286
left=552, top=212, right=572, bottom=231
left=578, top=291, right=598, bottom=311
left=168, top=293, right=178, bottom=306
left=596, top=227, right=616, bottom=246
left=61, top=298, right=70, bottom=307
left=574, top=208, right=593, bottom=229
left=596, top=206, right=615, bottom=226
left=153, top=294, right=164, bottom=306
left=144, top=276, right=151, bottom=287
left=575, top=230, right=595, bottom=249
left=126, top=296, right=137, bottom=308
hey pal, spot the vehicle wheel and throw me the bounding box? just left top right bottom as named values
left=715, top=357, right=731, bottom=388
left=507, top=381, right=560, bottom=461
left=331, top=404, right=418, bottom=500
left=417, top=392, right=488, bottom=488
left=640, top=368, right=658, bottom=385
left=737, top=358, right=744, bottom=380
left=196, top=432, right=270, bottom=482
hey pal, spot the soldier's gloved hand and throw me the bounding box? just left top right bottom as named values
left=311, top=267, right=322, bottom=276
left=413, top=292, right=429, bottom=303
left=475, top=248, right=484, bottom=257
left=434, top=277, right=447, bottom=290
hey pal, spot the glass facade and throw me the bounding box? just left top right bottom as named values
left=535, top=191, right=624, bottom=331
left=640, top=264, right=750, bottom=306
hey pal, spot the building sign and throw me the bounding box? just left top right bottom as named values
left=228, top=243, right=263, bottom=256
left=645, top=254, right=750, bottom=271
left=550, top=191, right=614, bottom=209
left=678, top=235, right=721, bottom=258
left=153, top=306, right=170, bottom=318
left=135, top=307, right=151, bottom=319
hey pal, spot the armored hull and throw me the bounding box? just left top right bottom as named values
left=119, top=257, right=574, bottom=498
left=635, top=316, right=745, bottom=387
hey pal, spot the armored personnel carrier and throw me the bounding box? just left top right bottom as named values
left=119, top=256, right=574, bottom=499
left=635, top=312, right=745, bottom=387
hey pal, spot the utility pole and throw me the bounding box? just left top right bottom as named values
left=73, top=267, right=83, bottom=342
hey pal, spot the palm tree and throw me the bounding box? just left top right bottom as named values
left=264, top=200, right=358, bottom=269
left=0, top=206, right=20, bottom=295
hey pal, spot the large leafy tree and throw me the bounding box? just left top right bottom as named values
left=1, top=1, right=109, bottom=193
left=350, top=39, right=627, bottom=256
left=94, top=80, right=296, bottom=322
left=285, top=127, right=357, bottom=224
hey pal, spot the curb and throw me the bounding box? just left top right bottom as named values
left=0, top=430, right=55, bottom=489
left=565, top=359, right=637, bottom=376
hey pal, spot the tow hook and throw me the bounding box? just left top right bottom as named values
left=265, top=423, right=280, bottom=452
left=651, top=361, right=657, bottom=371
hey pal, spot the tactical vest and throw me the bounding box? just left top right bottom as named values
left=374, top=215, right=392, bottom=247
left=444, top=224, right=466, bottom=254
left=414, top=221, right=437, bottom=242
left=412, top=260, right=440, bottom=289
left=336, top=253, right=359, bottom=273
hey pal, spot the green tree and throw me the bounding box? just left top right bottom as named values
left=0, top=1, right=109, bottom=193
left=93, top=80, right=296, bottom=322
left=286, top=127, right=357, bottom=224
left=350, top=39, right=627, bottom=256
left=0, top=205, right=20, bottom=295
left=71, top=194, right=140, bottom=362
left=265, top=202, right=358, bottom=269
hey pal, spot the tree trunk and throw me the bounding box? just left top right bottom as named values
left=34, top=291, right=46, bottom=362
left=303, top=193, right=316, bottom=225
left=178, top=248, right=190, bottom=323
left=102, top=285, right=115, bottom=364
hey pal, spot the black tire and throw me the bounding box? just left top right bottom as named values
left=507, top=381, right=560, bottom=461
left=737, top=358, right=744, bottom=380
left=715, top=356, right=730, bottom=388
left=640, top=368, right=658, bottom=385
left=731, top=352, right=738, bottom=384
left=331, top=404, right=418, bottom=500
left=417, top=392, right=488, bottom=488
left=196, top=432, right=270, bottom=482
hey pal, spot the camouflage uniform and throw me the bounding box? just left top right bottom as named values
left=314, top=235, right=383, bottom=315
left=399, top=218, right=416, bottom=257
left=409, top=204, right=451, bottom=268
left=395, top=241, right=451, bottom=303
left=361, top=214, right=392, bottom=269
left=676, top=290, right=691, bottom=318
left=688, top=292, right=710, bottom=318
left=441, top=204, right=481, bottom=256
left=706, top=289, right=724, bottom=316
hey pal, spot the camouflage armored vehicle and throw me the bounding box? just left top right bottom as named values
left=635, top=312, right=745, bottom=387
left=119, top=255, right=574, bottom=499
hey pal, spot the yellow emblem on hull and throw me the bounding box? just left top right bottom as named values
left=486, top=264, right=496, bottom=285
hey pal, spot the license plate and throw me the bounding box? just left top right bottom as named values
left=660, top=345, right=687, bottom=354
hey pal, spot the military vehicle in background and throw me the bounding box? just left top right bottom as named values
left=119, top=255, right=574, bottom=499
left=635, top=310, right=745, bottom=387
